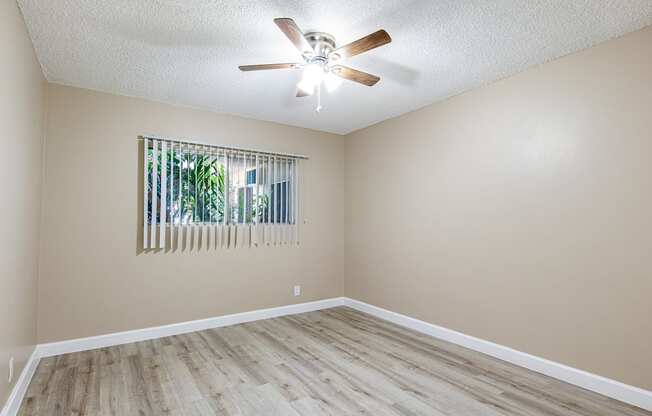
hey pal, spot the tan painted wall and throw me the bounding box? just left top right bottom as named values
left=26, top=16, right=652, bottom=395
left=38, top=84, right=345, bottom=343
left=345, top=26, right=652, bottom=390
left=0, top=1, right=45, bottom=407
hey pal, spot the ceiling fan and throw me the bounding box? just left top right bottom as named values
left=239, top=18, right=391, bottom=110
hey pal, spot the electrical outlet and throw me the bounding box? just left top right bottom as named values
left=293, top=285, right=301, bottom=296
left=8, top=357, right=14, bottom=384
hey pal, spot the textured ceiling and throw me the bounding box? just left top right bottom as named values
left=18, top=0, right=652, bottom=134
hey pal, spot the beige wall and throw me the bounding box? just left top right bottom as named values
left=0, top=1, right=45, bottom=407
left=345, top=26, right=652, bottom=391
left=20, top=12, right=652, bottom=398
left=38, top=84, right=345, bottom=343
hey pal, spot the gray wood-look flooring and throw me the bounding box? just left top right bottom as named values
left=18, top=307, right=650, bottom=416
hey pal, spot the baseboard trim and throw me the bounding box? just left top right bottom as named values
left=37, top=297, right=346, bottom=358
left=5, top=297, right=650, bottom=414
left=0, top=348, right=40, bottom=416
left=3, top=297, right=346, bottom=415
left=342, top=297, right=652, bottom=411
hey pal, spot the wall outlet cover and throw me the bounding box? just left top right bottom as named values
left=293, top=285, right=301, bottom=296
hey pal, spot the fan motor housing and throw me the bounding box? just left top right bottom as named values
left=304, top=32, right=336, bottom=59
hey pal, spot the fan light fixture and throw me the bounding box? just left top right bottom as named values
left=298, top=62, right=343, bottom=100
left=324, top=72, right=343, bottom=92
left=297, top=62, right=325, bottom=95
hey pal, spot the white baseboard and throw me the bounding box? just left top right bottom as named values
left=37, top=297, right=347, bottom=358
left=1, top=297, right=345, bottom=415
left=0, top=348, right=40, bottom=416
left=5, top=296, right=650, bottom=414
left=342, top=297, right=652, bottom=412
left=2, top=297, right=346, bottom=415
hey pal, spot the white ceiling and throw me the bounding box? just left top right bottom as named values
left=18, top=1, right=652, bottom=134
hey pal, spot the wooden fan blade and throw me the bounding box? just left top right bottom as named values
left=296, top=89, right=311, bottom=97
left=273, top=18, right=313, bottom=56
left=331, top=65, right=380, bottom=86
left=329, top=29, right=391, bottom=60
left=238, top=63, right=300, bottom=71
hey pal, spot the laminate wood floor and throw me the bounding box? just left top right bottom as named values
left=18, top=307, right=650, bottom=416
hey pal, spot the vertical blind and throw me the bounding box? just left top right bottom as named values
left=143, top=137, right=302, bottom=249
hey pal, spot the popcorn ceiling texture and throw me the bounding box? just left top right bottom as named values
left=17, top=0, right=652, bottom=134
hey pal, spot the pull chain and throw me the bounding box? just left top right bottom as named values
left=315, top=83, right=323, bottom=113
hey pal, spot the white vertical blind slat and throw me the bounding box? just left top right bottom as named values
left=284, top=158, right=289, bottom=245
left=225, top=150, right=231, bottom=248
left=260, top=156, right=265, bottom=245
left=242, top=152, right=245, bottom=246
left=272, top=157, right=279, bottom=245
left=218, top=151, right=223, bottom=248
left=226, top=151, right=231, bottom=247
left=269, top=154, right=274, bottom=245
left=290, top=159, right=295, bottom=244
left=193, top=145, right=200, bottom=249
left=177, top=142, right=182, bottom=248
left=187, top=144, right=192, bottom=248
left=244, top=153, right=250, bottom=247
left=243, top=153, right=247, bottom=225
left=204, top=146, right=210, bottom=250
left=239, top=152, right=244, bottom=246
left=212, top=147, right=217, bottom=250
left=159, top=141, right=167, bottom=248
left=252, top=154, right=259, bottom=246
left=200, top=145, right=205, bottom=250
left=295, top=159, right=300, bottom=245
left=232, top=152, right=237, bottom=247
left=143, top=138, right=150, bottom=249
left=254, top=154, right=259, bottom=225
left=177, top=143, right=182, bottom=248
left=288, top=158, right=292, bottom=244
left=283, top=158, right=287, bottom=244
left=291, top=160, right=295, bottom=225
left=206, top=146, right=212, bottom=251
left=150, top=141, right=159, bottom=248
left=199, top=146, right=204, bottom=225
left=241, top=152, right=247, bottom=247
left=233, top=152, right=239, bottom=247
left=267, top=155, right=272, bottom=245
left=217, top=148, right=222, bottom=248
left=279, top=157, right=283, bottom=244
left=278, top=157, right=283, bottom=244
left=271, top=156, right=275, bottom=226
left=183, top=144, right=188, bottom=246
left=170, top=141, right=175, bottom=246
left=193, top=145, right=198, bottom=225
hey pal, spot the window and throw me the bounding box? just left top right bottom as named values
left=143, top=137, right=301, bottom=249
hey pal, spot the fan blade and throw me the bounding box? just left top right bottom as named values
left=239, top=63, right=300, bottom=71
left=273, top=18, right=313, bottom=56
left=330, top=29, right=391, bottom=60
left=331, top=65, right=380, bottom=86
left=296, top=89, right=311, bottom=97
